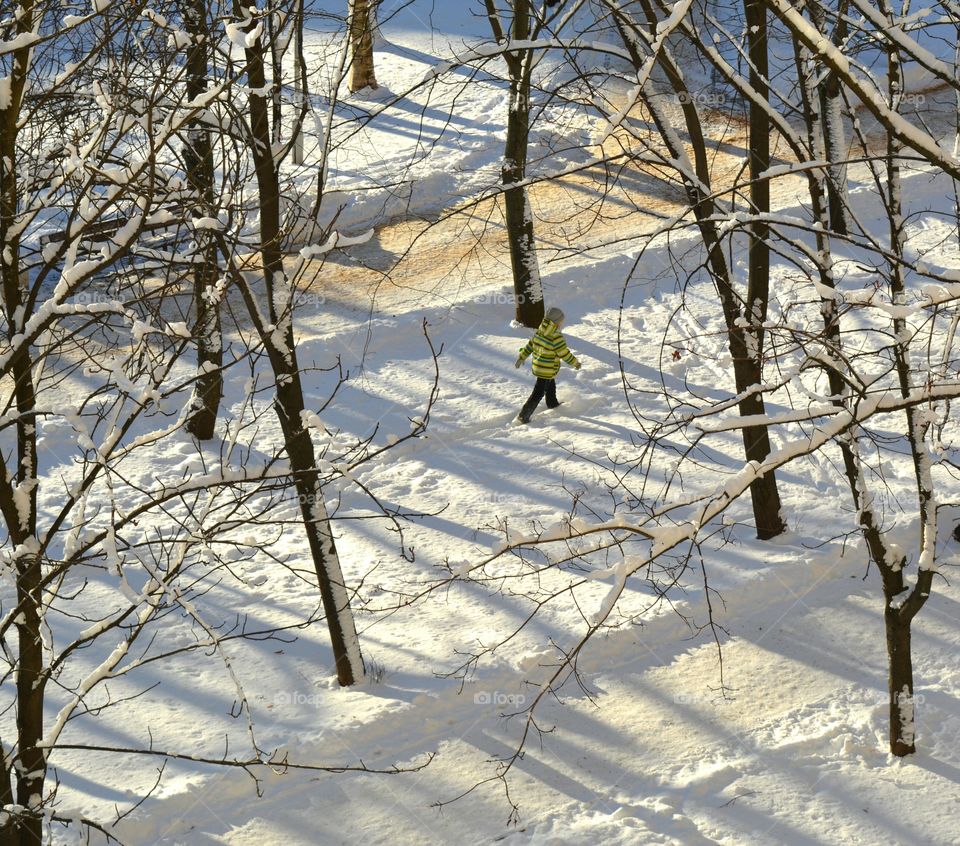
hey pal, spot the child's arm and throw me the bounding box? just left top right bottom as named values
left=556, top=336, right=581, bottom=370
left=515, top=338, right=534, bottom=368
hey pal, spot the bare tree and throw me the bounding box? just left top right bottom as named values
left=348, top=0, right=379, bottom=92
left=862, top=0, right=935, bottom=755
left=181, top=0, right=225, bottom=440
left=485, top=0, right=546, bottom=328
left=754, top=0, right=960, bottom=756
left=225, top=0, right=368, bottom=685
left=599, top=0, right=787, bottom=538
left=805, top=0, right=851, bottom=234
left=739, top=0, right=786, bottom=537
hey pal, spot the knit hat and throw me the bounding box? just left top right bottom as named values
left=545, top=307, right=565, bottom=324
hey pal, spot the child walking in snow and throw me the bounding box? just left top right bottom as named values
left=515, top=307, right=581, bottom=424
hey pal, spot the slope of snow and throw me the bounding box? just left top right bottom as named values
left=11, top=3, right=960, bottom=846
left=58, top=175, right=960, bottom=846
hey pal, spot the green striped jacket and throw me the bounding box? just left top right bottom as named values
left=518, top=317, right=580, bottom=378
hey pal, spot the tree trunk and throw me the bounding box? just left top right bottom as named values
left=1, top=4, right=46, bottom=839
left=794, top=17, right=929, bottom=747
left=738, top=373, right=784, bottom=538
left=269, top=9, right=284, bottom=146
left=13, top=553, right=44, bottom=846
left=608, top=0, right=785, bottom=537
left=0, top=738, right=14, bottom=842
left=501, top=0, right=544, bottom=328
left=293, top=0, right=306, bottom=165
left=820, top=79, right=848, bottom=235
left=348, top=0, right=378, bottom=92
left=791, top=24, right=878, bottom=547
left=885, top=610, right=916, bottom=755
left=805, top=0, right=849, bottom=235
left=740, top=0, right=785, bottom=538
left=878, top=0, right=933, bottom=756
left=183, top=0, right=224, bottom=441
left=503, top=118, right=544, bottom=328
left=234, top=3, right=364, bottom=685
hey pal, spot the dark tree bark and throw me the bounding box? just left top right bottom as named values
left=789, top=0, right=936, bottom=755
left=611, top=0, right=785, bottom=538
left=740, top=0, right=786, bottom=538
left=876, top=0, right=933, bottom=756
left=0, top=5, right=45, bottom=842
left=487, top=0, right=545, bottom=328
left=0, top=740, right=14, bottom=842
left=231, top=2, right=364, bottom=685
left=293, top=0, right=306, bottom=164
left=874, top=541, right=933, bottom=755
left=886, top=612, right=914, bottom=754
left=348, top=0, right=378, bottom=92
left=183, top=0, right=224, bottom=441
left=805, top=0, right=849, bottom=235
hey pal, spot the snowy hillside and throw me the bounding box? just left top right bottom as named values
left=111, top=7, right=960, bottom=846
left=3, top=2, right=960, bottom=845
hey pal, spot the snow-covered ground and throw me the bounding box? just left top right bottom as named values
left=19, top=3, right=960, bottom=845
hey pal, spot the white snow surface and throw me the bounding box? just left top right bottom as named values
left=15, top=3, right=960, bottom=846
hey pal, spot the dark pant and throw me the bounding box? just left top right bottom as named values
left=520, top=377, right=558, bottom=421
